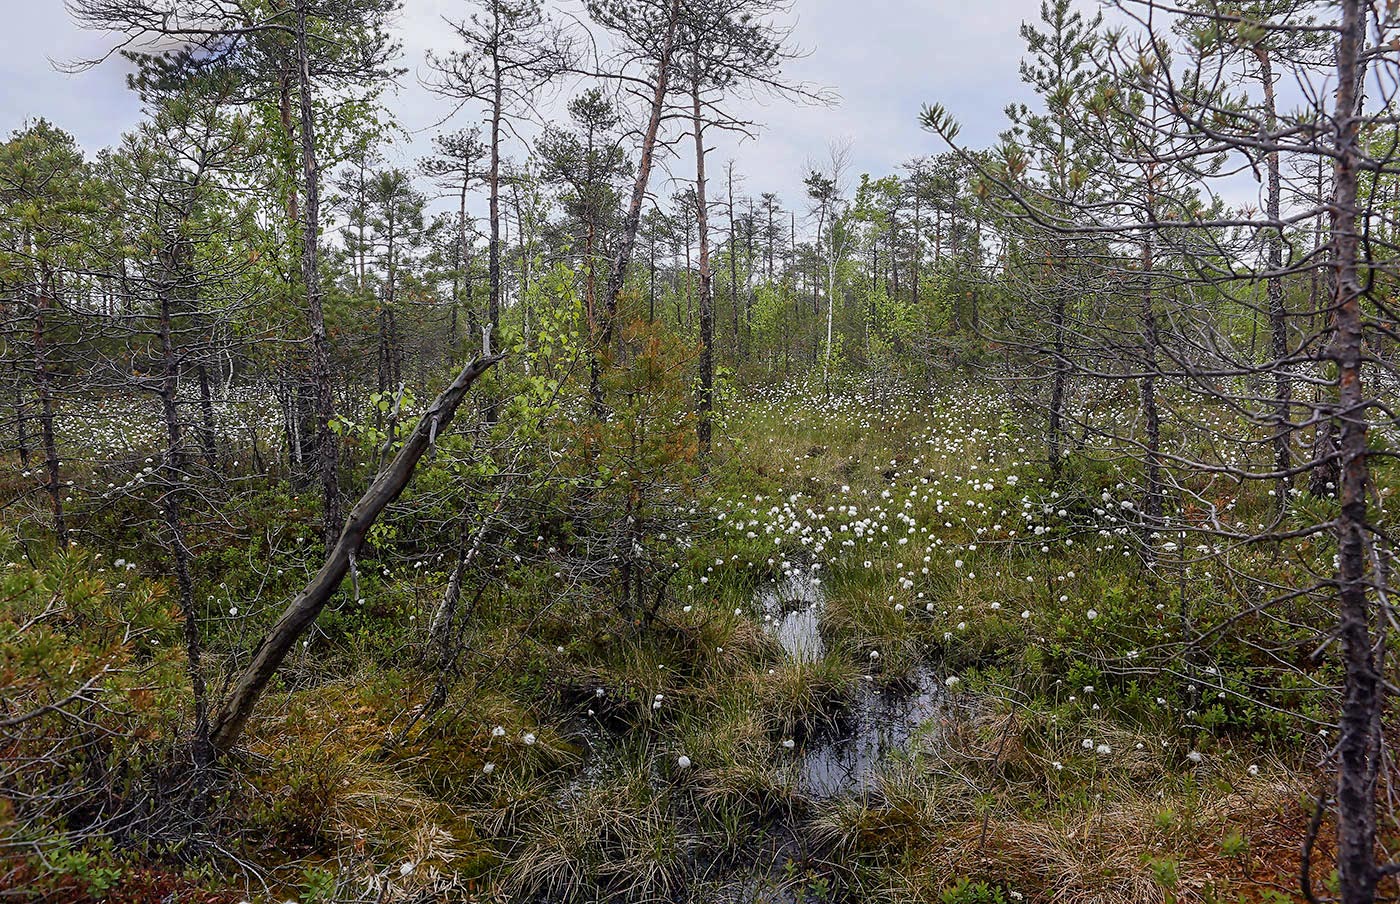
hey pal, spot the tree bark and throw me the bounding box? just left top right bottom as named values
left=728, top=165, right=741, bottom=362
left=32, top=266, right=65, bottom=544
left=157, top=265, right=211, bottom=766
left=294, top=0, right=341, bottom=549
left=692, top=78, right=714, bottom=458
left=1141, top=228, right=1162, bottom=527
left=600, top=0, right=683, bottom=355
left=1256, top=46, right=1291, bottom=506
left=1327, top=3, right=1380, bottom=900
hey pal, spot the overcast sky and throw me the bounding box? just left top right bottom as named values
left=1, top=1, right=1031, bottom=212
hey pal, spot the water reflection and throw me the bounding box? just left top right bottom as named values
left=757, top=570, right=947, bottom=798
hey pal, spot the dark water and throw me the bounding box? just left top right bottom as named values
left=546, top=571, right=951, bottom=902
left=757, top=570, right=827, bottom=662
left=757, top=571, right=947, bottom=798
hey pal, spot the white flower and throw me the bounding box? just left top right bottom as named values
left=781, top=738, right=795, bottom=749
left=1186, top=750, right=1203, bottom=764
left=522, top=732, right=537, bottom=746
left=399, top=861, right=415, bottom=877
left=677, top=754, right=692, bottom=768
left=1082, top=738, right=1094, bottom=750
left=482, top=762, right=495, bottom=774
left=1247, top=764, right=1259, bottom=776
left=1095, top=743, right=1111, bottom=755
left=869, top=650, right=880, bottom=660
left=491, top=725, right=506, bottom=737
left=944, top=676, right=961, bottom=688
left=1086, top=609, right=1098, bottom=620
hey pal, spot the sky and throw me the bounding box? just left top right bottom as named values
left=0, top=0, right=1031, bottom=214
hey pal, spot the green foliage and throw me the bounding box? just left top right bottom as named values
left=940, top=878, right=1007, bottom=904
left=0, top=532, right=186, bottom=885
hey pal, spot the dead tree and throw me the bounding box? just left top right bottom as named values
left=208, top=352, right=502, bottom=754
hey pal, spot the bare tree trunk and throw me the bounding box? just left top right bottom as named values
left=295, top=0, right=340, bottom=549
left=279, top=75, right=299, bottom=226
left=157, top=273, right=211, bottom=768
left=1309, top=157, right=1339, bottom=498
left=728, top=163, right=741, bottom=362
left=600, top=0, right=683, bottom=355
left=1327, top=3, right=1380, bottom=900
left=1141, top=229, right=1162, bottom=526
left=452, top=184, right=468, bottom=348
left=587, top=217, right=604, bottom=414
left=766, top=201, right=774, bottom=282
left=425, top=512, right=495, bottom=669
left=692, top=79, right=714, bottom=458
left=208, top=353, right=502, bottom=754
left=13, top=377, right=29, bottom=470
left=1256, top=46, right=1291, bottom=506
left=484, top=71, right=504, bottom=424
left=32, top=267, right=65, bottom=544
left=1048, top=289, right=1067, bottom=481
left=823, top=247, right=835, bottom=391
left=911, top=191, right=921, bottom=305
left=196, top=360, right=218, bottom=468
left=488, top=84, right=502, bottom=352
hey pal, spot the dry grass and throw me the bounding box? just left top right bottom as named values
left=807, top=705, right=1309, bottom=904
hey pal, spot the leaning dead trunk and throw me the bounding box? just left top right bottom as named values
left=207, top=353, right=503, bottom=754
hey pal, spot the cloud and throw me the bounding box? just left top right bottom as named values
left=0, top=4, right=142, bottom=151
left=3, top=0, right=1037, bottom=214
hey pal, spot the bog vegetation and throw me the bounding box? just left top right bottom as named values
left=2, top=1, right=1400, bottom=902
